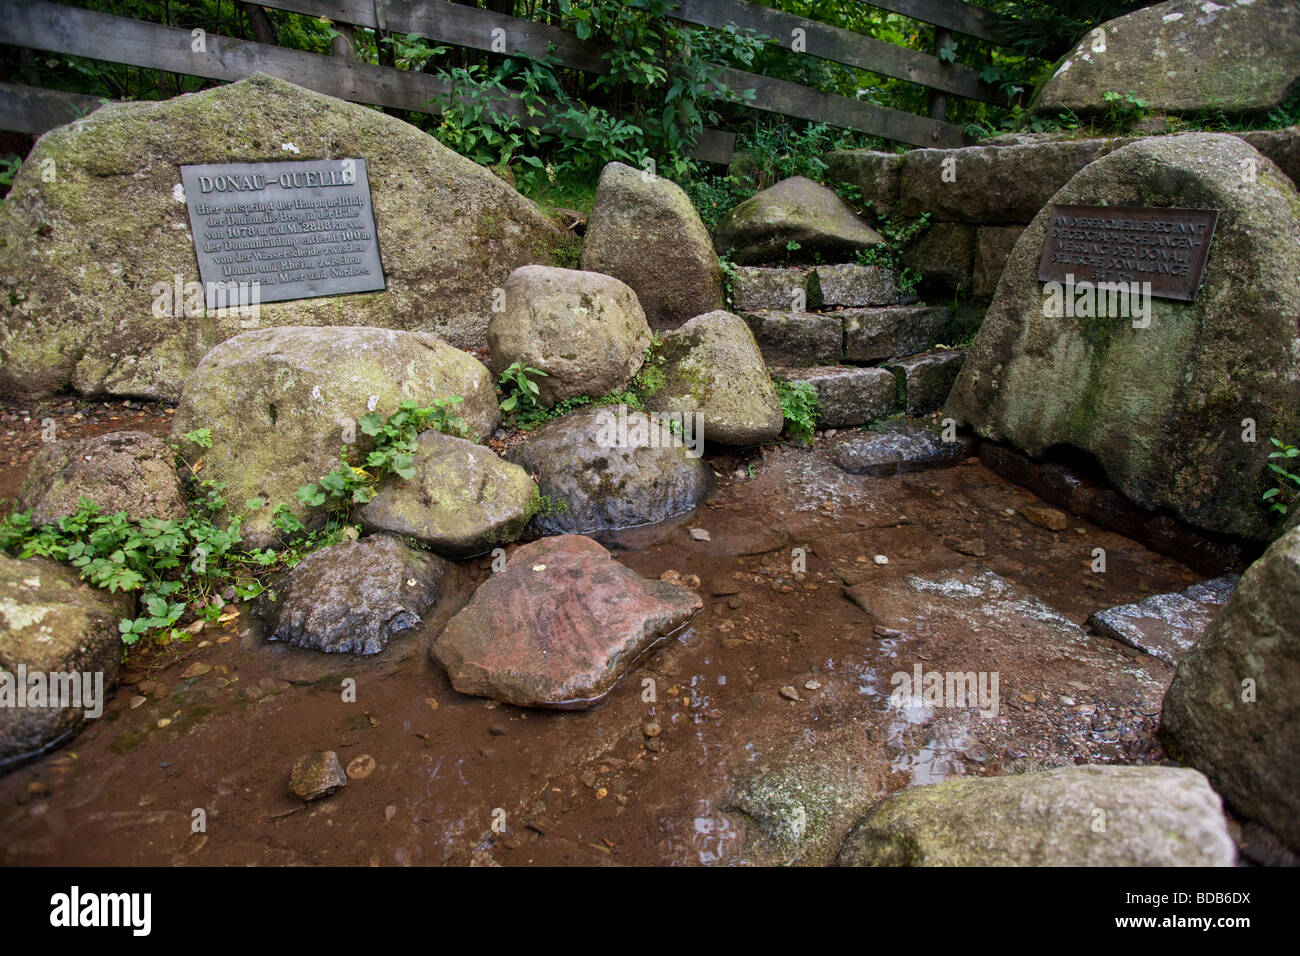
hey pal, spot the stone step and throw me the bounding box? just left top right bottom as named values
left=830, top=421, right=973, bottom=476
left=744, top=304, right=955, bottom=368
left=732, top=263, right=905, bottom=312
left=884, top=349, right=966, bottom=416
left=770, top=365, right=897, bottom=428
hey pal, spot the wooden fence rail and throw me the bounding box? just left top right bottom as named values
left=0, top=0, right=1014, bottom=152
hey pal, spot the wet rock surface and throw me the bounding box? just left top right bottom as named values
left=289, top=751, right=348, bottom=802
left=16, top=431, right=186, bottom=526
left=837, top=765, right=1235, bottom=866
left=831, top=422, right=970, bottom=476
left=1088, top=574, right=1238, bottom=667
left=432, top=536, right=702, bottom=708
left=885, top=350, right=965, bottom=415
left=256, top=535, right=450, bottom=656
left=506, top=405, right=709, bottom=535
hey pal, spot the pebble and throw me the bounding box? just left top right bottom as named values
left=129, top=695, right=147, bottom=709
left=642, top=721, right=661, bottom=738
left=645, top=738, right=663, bottom=752
left=873, top=554, right=888, bottom=565
left=580, top=770, right=598, bottom=788
left=803, top=679, right=821, bottom=691
left=689, top=528, right=711, bottom=542
left=489, top=723, right=509, bottom=736
left=1059, top=695, right=1076, bottom=706
left=180, top=661, right=211, bottom=680
left=778, top=685, right=801, bottom=701
left=346, top=754, right=377, bottom=779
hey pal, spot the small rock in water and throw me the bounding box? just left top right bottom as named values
left=346, top=754, right=377, bottom=780
left=873, top=554, right=889, bottom=565
left=804, top=679, right=822, bottom=691
left=1023, top=506, right=1069, bottom=532
left=689, top=528, right=711, bottom=542
left=643, top=721, right=661, bottom=738
left=180, top=661, right=211, bottom=680
left=488, top=723, right=509, bottom=737
left=289, top=751, right=347, bottom=801
left=778, top=685, right=801, bottom=701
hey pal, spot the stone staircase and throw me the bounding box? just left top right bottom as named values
left=732, top=263, right=971, bottom=429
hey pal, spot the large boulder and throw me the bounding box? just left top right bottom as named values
left=648, top=311, right=784, bottom=446
left=1033, top=0, right=1300, bottom=120
left=714, top=176, right=884, bottom=264
left=837, top=765, right=1236, bottom=866
left=0, top=74, right=571, bottom=401
left=16, top=431, right=187, bottom=526
left=507, top=405, right=710, bottom=534
left=255, top=535, right=450, bottom=655
left=1163, top=526, right=1300, bottom=848
left=356, top=429, right=535, bottom=557
left=171, top=326, right=500, bottom=548
left=948, top=134, right=1300, bottom=541
left=431, top=535, right=701, bottom=708
left=0, top=555, right=131, bottom=769
left=488, top=265, right=651, bottom=406
left=581, top=162, right=723, bottom=328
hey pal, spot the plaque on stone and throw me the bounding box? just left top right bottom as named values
left=1036, top=204, right=1218, bottom=303
left=179, top=158, right=386, bottom=309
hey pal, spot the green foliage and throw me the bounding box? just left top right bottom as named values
left=296, top=398, right=471, bottom=513
left=1263, top=438, right=1300, bottom=516
left=0, top=154, right=21, bottom=200
left=854, top=212, right=931, bottom=292
left=773, top=378, right=819, bottom=445
left=0, top=398, right=471, bottom=647
left=1101, top=90, right=1147, bottom=131
left=499, top=361, right=549, bottom=417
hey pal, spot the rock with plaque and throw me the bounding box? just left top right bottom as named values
left=179, top=158, right=386, bottom=309
left=1036, top=204, right=1217, bottom=302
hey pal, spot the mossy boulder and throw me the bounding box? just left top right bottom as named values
left=171, top=325, right=500, bottom=549
left=948, top=133, right=1300, bottom=541
left=0, top=555, right=132, bottom=769
left=837, top=765, right=1235, bottom=866
left=488, top=265, right=651, bottom=407
left=581, top=161, right=723, bottom=329
left=1163, top=525, right=1300, bottom=850
left=648, top=311, right=784, bottom=446
left=1032, top=0, right=1300, bottom=120
left=714, top=176, right=883, bottom=264
left=17, top=431, right=187, bottom=526
left=506, top=404, right=710, bottom=534
left=0, top=74, right=569, bottom=401
left=356, top=429, right=535, bottom=558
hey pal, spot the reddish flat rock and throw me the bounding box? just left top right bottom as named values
left=431, top=535, right=702, bottom=708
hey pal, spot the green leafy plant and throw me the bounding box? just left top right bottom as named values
left=1101, top=90, right=1148, bottom=131
left=854, top=212, right=931, bottom=289
left=1263, top=438, right=1300, bottom=515
left=773, top=378, right=819, bottom=445
left=499, top=361, right=549, bottom=417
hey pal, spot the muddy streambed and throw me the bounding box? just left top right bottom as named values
left=0, top=420, right=1215, bottom=866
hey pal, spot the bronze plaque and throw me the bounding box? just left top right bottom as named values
left=1036, top=204, right=1218, bottom=302
left=180, top=158, right=386, bottom=309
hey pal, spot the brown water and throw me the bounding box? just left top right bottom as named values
left=0, top=437, right=1213, bottom=866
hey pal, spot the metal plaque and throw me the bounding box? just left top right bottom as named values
left=179, top=158, right=386, bottom=309
left=1036, top=204, right=1218, bottom=303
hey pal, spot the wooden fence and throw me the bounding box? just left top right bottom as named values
left=0, top=0, right=1023, bottom=158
